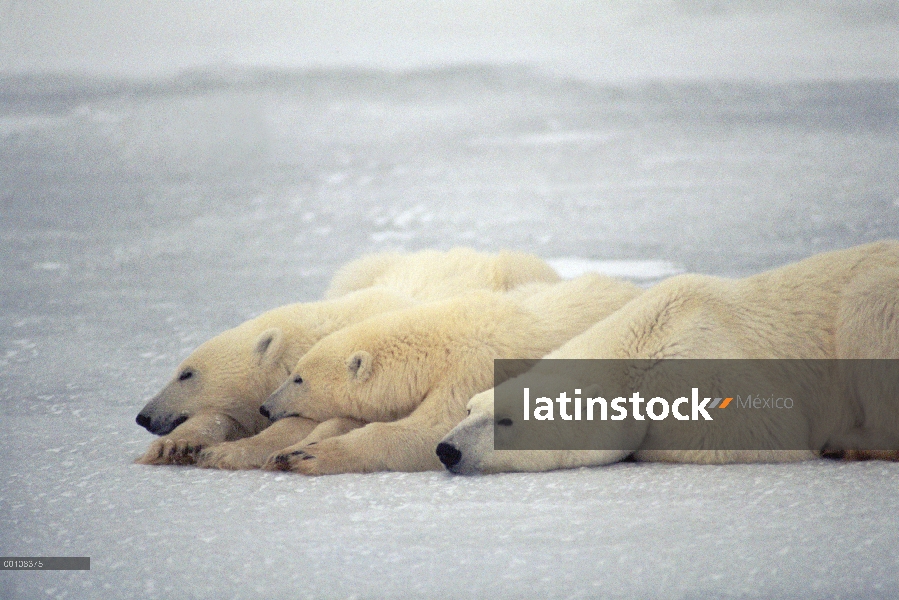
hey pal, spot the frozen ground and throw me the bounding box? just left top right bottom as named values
left=2, top=32, right=899, bottom=600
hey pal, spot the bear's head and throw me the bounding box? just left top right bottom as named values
left=437, top=368, right=638, bottom=474
left=136, top=325, right=293, bottom=437
left=436, top=386, right=590, bottom=475
left=260, top=316, right=434, bottom=424
left=434, top=389, right=497, bottom=474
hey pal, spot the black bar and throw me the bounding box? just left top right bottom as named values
left=0, top=557, right=90, bottom=570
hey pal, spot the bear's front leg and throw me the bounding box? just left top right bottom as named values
left=259, top=417, right=367, bottom=473
left=197, top=416, right=320, bottom=470
left=266, top=436, right=359, bottom=475
left=264, top=419, right=447, bottom=475
left=295, top=417, right=367, bottom=445
left=135, top=411, right=245, bottom=465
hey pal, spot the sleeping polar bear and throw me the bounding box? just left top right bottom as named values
left=136, top=247, right=559, bottom=466
left=437, top=241, right=899, bottom=474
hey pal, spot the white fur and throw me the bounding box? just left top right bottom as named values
left=440, top=241, right=899, bottom=473
left=260, top=274, right=642, bottom=474
left=136, top=248, right=559, bottom=466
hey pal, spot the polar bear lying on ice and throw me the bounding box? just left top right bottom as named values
left=135, top=248, right=559, bottom=466
left=437, top=241, right=899, bottom=474
left=258, top=273, right=641, bottom=474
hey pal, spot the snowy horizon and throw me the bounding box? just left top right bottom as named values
left=1, top=0, right=897, bottom=81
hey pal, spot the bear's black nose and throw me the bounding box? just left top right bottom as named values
left=435, top=442, right=462, bottom=468
left=259, top=405, right=271, bottom=419
left=136, top=413, right=151, bottom=429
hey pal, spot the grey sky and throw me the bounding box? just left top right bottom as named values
left=0, top=0, right=897, bottom=79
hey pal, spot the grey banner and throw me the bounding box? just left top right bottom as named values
left=0, top=557, right=90, bottom=570
left=493, top=359, right=899, bottom=451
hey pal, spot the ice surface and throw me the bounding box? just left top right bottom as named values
left=2, top=8, right=899, bottom=597
left=547, top=258, right=683, bottom=283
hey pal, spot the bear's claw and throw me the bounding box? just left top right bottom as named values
left=260, top=448, right=320, bottom=473
left=264, top=452, right=300, bottom=471
left=135, top=437, right=202, bottom=465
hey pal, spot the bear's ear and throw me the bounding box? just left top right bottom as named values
left=253, top=328, right=284, bottom=364
left=346, top=350, right=373, bottom=382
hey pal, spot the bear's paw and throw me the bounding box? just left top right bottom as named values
left=262, top=438, right=360, bottom=475
left=135, top=436, right=203, bottom=466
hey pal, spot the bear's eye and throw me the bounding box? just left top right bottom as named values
left=178, top=370, right=193, bottom=381
left=497, top=418, right=513, bottom=427
left=467, top=409, right=471, bottom=416
left=293, top=376, right=303, bottom=384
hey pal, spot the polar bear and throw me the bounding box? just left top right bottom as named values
left=436, top=241, right=899, bottom=474
left=135, top=248, right=560, bottom=466
left=135, top=288, right=415, bottom=465
left=258, top=273, right=642, bottom=474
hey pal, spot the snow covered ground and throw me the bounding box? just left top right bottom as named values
left=2, top=2, right=899, bottom=599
